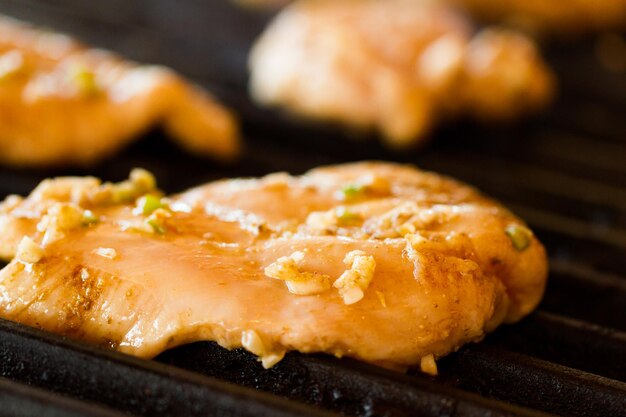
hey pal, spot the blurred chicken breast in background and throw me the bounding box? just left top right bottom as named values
left=0, top=16, right=239, bottom=167
left=249, top=0, right=554, bottom=148
left=439, top=0, right=626, bottom=37
left=238, top=0, right=626, bottom=36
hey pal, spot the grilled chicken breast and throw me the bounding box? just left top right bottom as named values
left=249, top=0, right=554, bottom=147
left=0, top=162, right=547, bottom=372
left=0, top=16, right=238, bottom=167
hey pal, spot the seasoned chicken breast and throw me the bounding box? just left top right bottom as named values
left=249, top=0, right=554, bottom=147
left=0, top=162, right=547, bottom=372
left=0, top=16, right=238, bottom=167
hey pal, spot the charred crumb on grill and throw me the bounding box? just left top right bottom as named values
left=101, top=338, right=120, bottom=350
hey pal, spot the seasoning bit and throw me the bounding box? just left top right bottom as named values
left=335, top=207, right=362, bottom=227
left=137, top=194, right=168, bottom=216
left=420, top=354, right=438, bottom=376
left=505, top=224, right=532, bottom=251
left=16, top=236, right=43, bottom=264
left=111, top=169, right=158, bottom=204
left=81, top=210, right=100, bottom=226
left=0, top=50, right=24, bottom=81
left=130, top=168, right=157, bottom=193
left=69, top=65, right=100, bottom=96
left=94, top=247, right=117, bottom=260
left=265, top=251, right=331, bottom=295
left=339, top=183, right=365, bottom=201
left=336, top=175, right=391, bottom=202
left=333, top=250, right=376, bottom=305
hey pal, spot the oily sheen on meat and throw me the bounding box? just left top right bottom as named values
left=0, top=162, right=547, bottom=373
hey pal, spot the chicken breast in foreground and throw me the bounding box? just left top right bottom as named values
left=249, top=0, right=554, bottom=148
left=0, top=162, right=547, bottom=373
left=0, top=16, right=238, bottom=167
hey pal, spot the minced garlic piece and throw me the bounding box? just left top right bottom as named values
left=16, top=236, right=44, bottom=264
left=305, top=210, right=337, bottom=231
left=37, top=203, right=84, bottom=246
left=93, top=247, right=118, bottom=260
left=335, top=207, right=362, bottom=227
left=264, top=251, right=331, bottom=295
left=305, top=206, right=363, bottom=233
left=420, top=354, right=438, bottom=376
left=333, top=250, right=376, bottom=305
left=130, top=168, right=157, bottom=192
left=336, top=174, right=391, bottom=201
left=122, top=207, right=171, bottom=236
left=145, top=208, right=171, bottom=234
left=397, top=222, right=416, bottom=236
left=0, top=50, right=24, bottom=81
left=111, top=168, right=157, bottom=204
left=405, top=233, right=428, bottom=247
left=0, top=194, right=23, bottom=212
left=241, top=330, right=285, bottom=369
left=369, top=203, right=459, bottom=239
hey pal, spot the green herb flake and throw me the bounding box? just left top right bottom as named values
left=140, top=194, right=167, bottom=216
left=81, top=210, right=100, bottom=226
left=146, top=218, right=166, bottom=235
left=340, top=184, right=365, bottom=201
left=335, top=207, right=362, bottom=226
left=70, top=66, right=100, bottom=96
left=505, top=225, right=532, bottom=252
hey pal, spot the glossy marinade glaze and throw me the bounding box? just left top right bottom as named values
left=0, top=162, right=547, bottom=373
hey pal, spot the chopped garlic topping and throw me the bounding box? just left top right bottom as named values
left=368, top=203, right=464, bottom=239
left=0, top=194, right=23, bottom=212
left=333, top=250, right=376, bottom=305
left=305, top=210, right=337, bottom=231
left=420, top=354, right=438, bottom=376
left=93, top=247, right=118, bottom=260
left=0, top=50, right=24, bottom=81
left=111, top=168, right=157, bottom=204
left=16, top=236, right=43, bottom=264
left=37, top=203, right=84, bottom=246
left=264, top=251, right=331, bottom=295
left=145, top=208, right=171, bottom=235
left=122, top=207, right=171, bottom=236
left=305, top=206, right=363, bottom=233
left=241, top=329, right=285, bottom=369
left=335, top=174, right=391, bottom=201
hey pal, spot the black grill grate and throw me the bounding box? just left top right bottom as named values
left=0, top=1, right=625, bottom=416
